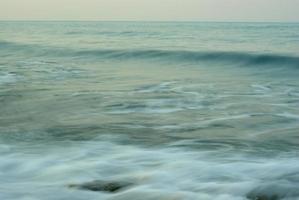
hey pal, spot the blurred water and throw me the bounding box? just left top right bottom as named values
left=0, top=22, right=299, bottom=200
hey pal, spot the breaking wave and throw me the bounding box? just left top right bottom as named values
left=1, top=40, right=299, bottom=68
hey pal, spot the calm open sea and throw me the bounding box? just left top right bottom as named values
left=0, top=22, right=299, bottom=200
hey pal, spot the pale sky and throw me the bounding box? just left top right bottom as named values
left=1, top=0, right=299, bottom=22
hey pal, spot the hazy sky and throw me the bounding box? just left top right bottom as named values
left=1, top=0, right=299, bottom=22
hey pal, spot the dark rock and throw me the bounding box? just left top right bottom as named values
left=246, top=183, right=299, bottom=200
left=68, top=180, right=133, bottom=193
left=247, top=194, right=279, bottom=200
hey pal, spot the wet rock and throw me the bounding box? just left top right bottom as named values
left=246, top=183, right=299, bottom=200
left=68, top=180, right=133, bottom=193
left=246, top=193, right=279, bottom=200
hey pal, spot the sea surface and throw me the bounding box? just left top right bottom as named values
left=0, top=22, right=299, bottom=200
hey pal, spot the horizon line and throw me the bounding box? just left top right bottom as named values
left=0, top=19, right=299, bottom=23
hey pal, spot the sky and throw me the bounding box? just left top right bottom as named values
left=0, top=0, right=299, bottom=22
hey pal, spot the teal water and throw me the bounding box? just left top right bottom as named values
left=0, top=22, right=299, bottom=200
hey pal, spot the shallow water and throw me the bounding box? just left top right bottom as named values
left=0, top=22, right=299, bottom=200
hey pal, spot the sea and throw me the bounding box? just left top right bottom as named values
left=0, top=21, right=299, bottom=200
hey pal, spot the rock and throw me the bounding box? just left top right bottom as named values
left=246, top=183, right=299, bottom=200
left=246, top=194, right=279, bottom=200
left=246, top=185, right=281, bottom=200
left=68, top=180, right=133, bottom=193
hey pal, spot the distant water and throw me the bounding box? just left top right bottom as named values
left=0, top=22, right=299, bottom=200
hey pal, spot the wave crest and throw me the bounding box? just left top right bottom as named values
left=1, top=40, right=299, bottom=68
left=76, top=49, right=299, bottom=67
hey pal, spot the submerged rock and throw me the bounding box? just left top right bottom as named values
left=246, top=183, right=299, bottom=200
left=247, top=194, right=279, bottom=200
left=68, top=180, right=133, bottom=193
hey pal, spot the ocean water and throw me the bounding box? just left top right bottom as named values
left=0, top=22, right=299, bottom=200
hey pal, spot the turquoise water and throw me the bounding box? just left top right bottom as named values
left=0, top=22, right=299, bottom=200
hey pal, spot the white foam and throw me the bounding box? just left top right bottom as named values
left=0, top=140, right=298, bottom=200
left=0, top=72, right=18, bottom=84
left=251, top=84, right=271, bottom=92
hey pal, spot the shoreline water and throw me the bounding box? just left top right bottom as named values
left=1, top=22, right=299, bottom=200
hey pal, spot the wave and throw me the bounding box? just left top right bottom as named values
left=0, top=41, right=19, bottom=48
left=1, top=40, right=299, bottom=68
left=75, top=49, right=299, bottom=67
